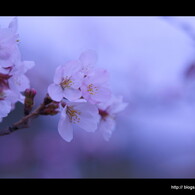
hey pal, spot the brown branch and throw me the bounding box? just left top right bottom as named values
left=0, top=93, right=59, bottom=137
left=0, top=103, right=45, bottom=136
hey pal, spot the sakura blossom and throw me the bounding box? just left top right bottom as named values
left=98, top=95, right=128, bottom=141
left=8, top=61, right=35, bottom=101
left=0, top=90, right=12, bottom=122
left=58, top=101, right=100, bottom=142
left=0, top=17, right=21, bottom=68
left=80, top=68, right=111, bottom=104
left=78, top=50, right=111, bottom=104
left=79, top=49, right=97, bottom=76
left=48, top=50, right=111, bottom=105
left=48, top=60, right=83, bottom=102
left=0, top=18, right=35, bottom=121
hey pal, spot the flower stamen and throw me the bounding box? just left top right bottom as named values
left=60, top=77, right=73, bottom=89
left=66, top=106, right=81, bottom=124
left=87, top=84, right=98, bottom=95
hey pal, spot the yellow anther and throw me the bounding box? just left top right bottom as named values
left=66, top=106, right=81, bottom=123
left=87, top=84, right=98, bottom=95
left=60, top=77, right=73, bottom=89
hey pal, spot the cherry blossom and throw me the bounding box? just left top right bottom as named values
left=0, top=17, right=21, bottom=68
left=98, top=95, right=128, bottom=141
left=8, top=61, right=35, bottom=102
left=48, top=60, right=83, bottom=102
left=79, top=49, right=97, bottom=76
left=80, top=68, right=111, bottom=104
left=48, top=50, right=111, bottom=104
left=58, top=101, right=100, bottom=142
left=0, top=89, right=15, bottom=122
left=0, top=18, right=35, bottom=122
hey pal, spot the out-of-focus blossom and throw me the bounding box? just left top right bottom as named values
left=0, top=17, right=20, bottom=68
left=0, top=18, right=35, bottom=122
left=0, top=99, right=11, bottom=122
left=8, top=61, right=35, bottom=102
left=0, top=89, right=16, bottom=122
left=48, top=60, right=83, bottom=102
left=58, top=101, right=100, bottom=142
left=98, top=95, right=128, bottom=141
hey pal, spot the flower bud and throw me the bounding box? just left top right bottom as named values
left=24, top=88, right=36, bottom=98
left=24, top=88, right=36, bottom=115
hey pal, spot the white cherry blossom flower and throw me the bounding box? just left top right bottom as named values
left=0, top=17, right=20, bottom=68
left=0, top=18, right=35, bottom=122
left=80, top=68, right=111, bottom=104
left=79, top=49, right=97, bottom=76
left=58, top=101, right=100, bottom=142
left=98, top=95, right=128, bottom=141
left=48, top=60, right=83, bottom=102
left=0, top=89, right=15, bottom=122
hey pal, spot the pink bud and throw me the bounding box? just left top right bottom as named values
left=24, top=88, right=36, bottom=98
left=24, top=88, right=36, bottom=115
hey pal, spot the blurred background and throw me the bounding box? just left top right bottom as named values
left=1, top=16, right=195, bottom=178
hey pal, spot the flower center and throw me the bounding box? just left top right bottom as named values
left=87, top=84, right=98, bottom=95
left=66, top=106, right=81, bottom=124
left=60, top=77, right=73, bottom=89
left=0, top=73, right=11, bottom=89
left=99, top=109, right=109, bottom=120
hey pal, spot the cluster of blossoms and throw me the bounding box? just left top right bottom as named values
left=0, top=18, right=127, bottom=142
left=0, top=18, right=34, bottom=122
left=48, top=50, right=128, bottom=142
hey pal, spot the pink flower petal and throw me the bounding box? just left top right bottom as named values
left=86, top=69, right=109, bottom=85
left=93, top=69, right=109, bottom=85
left=53, top=65, right=63, bottom=84
left=62, top=60, right=81, bottom=78
left=80, top=84, right=91, bottom=100
left=71, top=72, right=83, bottom=89
left=99, top=117, right=116, bottom=141
left=77, top=115, right=99, bottom=132
left=70, top=102, right=100, bottom=132
left=58, top=114, right=73, bottom=142
left=8, top=17, right=18, bottom=33
left=48, top=83, right=63, bottom=101
left=108, top=96, right=128, bottom=114
left=5, top=90, right=20, bottom=104
left=63, top=88, right=81, bottom=101
left=91, top=87, right=112, bottom=104
left=79, top=50, right=97, bottom=66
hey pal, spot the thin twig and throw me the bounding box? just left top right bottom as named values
left=0, top=103, right=45, bottom=136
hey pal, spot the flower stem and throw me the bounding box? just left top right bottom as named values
left=0, top=103, right=45, bottom=136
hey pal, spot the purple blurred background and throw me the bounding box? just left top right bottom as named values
left=1, top=16, right=195, bottom=178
